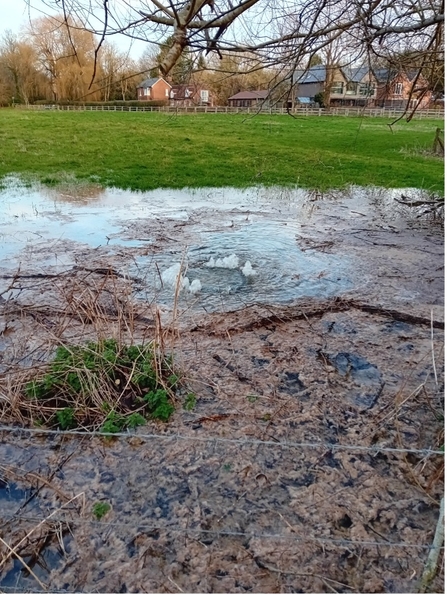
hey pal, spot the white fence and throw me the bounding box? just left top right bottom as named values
left=15, top=103, right=444, bottom=119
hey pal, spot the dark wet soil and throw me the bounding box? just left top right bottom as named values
left=0, top=185, right=444, bottom=593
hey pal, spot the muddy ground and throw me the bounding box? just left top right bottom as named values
left=0, top=186, right=444, bottom=593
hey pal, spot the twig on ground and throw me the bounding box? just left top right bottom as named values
left=0, top=535, right=47, bottom=590
left=418, top=497, right=444, bottom=593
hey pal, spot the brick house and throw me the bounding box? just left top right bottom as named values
left=137, top=77, right=171, bottom=102
left=228, top=90, right=269, bottom=108
left=374, top=69, right=432, bottom=110
left=169, top=84, right=213, bottom=107
left=293, top=65, right=377, bottom=106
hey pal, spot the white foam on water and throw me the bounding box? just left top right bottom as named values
left=189, top=279, right=202, bottom=293
left=241, top=261, right=257, bottom=277
left=204, top=254, right=239, bottom=269
left=161, top=263, right=189, bottom=290
left=161, top=263, right=202, bottom=293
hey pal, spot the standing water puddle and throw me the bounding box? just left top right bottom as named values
left=0, top=179, right=444, bottom=593
left=0, top=177, right=442, bottom=312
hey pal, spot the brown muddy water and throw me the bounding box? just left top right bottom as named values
left=0, top=178, right=444, bottom=593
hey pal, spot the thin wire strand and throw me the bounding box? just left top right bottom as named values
left=0, top=425, right=443, bottom=456
left=1, top=514, right=443, bottom=551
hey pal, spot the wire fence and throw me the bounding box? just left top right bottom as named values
left=14, top=103, right=444, bottom=119
left=0, top=425, right=443, bottom=456
left=1, top=513, right=442, bottom=551
left=1, top=423, right=444, bottom=593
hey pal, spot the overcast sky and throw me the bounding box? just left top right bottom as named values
left=0, top=0, right=147, bottom=58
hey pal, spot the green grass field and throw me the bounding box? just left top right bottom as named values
left=0, top=109, right=443, bottom=193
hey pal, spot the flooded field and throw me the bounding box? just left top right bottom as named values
left=0, top=178, right=444, bottom=593
left=0, top=178, right=443, bottom=312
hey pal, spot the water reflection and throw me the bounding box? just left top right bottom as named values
left=0, top=177, right=442, bottom=310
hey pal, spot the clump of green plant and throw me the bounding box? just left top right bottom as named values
left=100, top=411, right=146, bottom=434
left=92, top=501, right=111, bottom=520
left=21, top=339, right=181, bottom=431
left=143, top=389, right=175, bottom=422
left=183, top=392, right=197, bottom=411
left=56, top=407, right=76, bottom=430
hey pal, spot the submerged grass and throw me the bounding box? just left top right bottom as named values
left=0, top=109, right=443, bottom=193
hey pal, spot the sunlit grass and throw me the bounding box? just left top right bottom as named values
left=0, top=109, right=443, bottom=193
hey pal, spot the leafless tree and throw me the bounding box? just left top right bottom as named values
left=25, top=0, right=443, bottom=108
left=0, top=31, right=42, bottom=104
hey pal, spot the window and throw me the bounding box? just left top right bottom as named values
left=330, top=81, right=344, bottom=94
left=144, top=88, right=149, bottom=97
left=200, top=90, right=209, bottom=103
left=346, top=82, right=357, bottom=95
left=394, top=83, right=403, bottom=95
left=165, top=88, right=169, bottom=97
left=359, top=83, right=375, bottom=96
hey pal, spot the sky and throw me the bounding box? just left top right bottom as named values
left=0, top=0, right=147, bottom=58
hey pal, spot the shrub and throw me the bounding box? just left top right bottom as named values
left=20, top=339, right=181, bottom=431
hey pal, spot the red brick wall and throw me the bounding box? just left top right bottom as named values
left=138, top=80, right=171, bottom=101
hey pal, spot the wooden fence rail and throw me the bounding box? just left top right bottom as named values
left=14, top=104, right=444, bottom=119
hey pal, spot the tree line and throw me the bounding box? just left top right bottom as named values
left=0, top=15, right=282, bottom=106
left=1, top=0, right=443, bottom=108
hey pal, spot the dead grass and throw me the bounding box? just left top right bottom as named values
left=0, top=262, right=444, bottom=592
left=0, top=266, right=190, bottom=432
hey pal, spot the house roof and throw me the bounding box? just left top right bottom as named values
left=373, top=68, right=398, bottom=83
left=406, top=69, right=423, bottom=82
left=294, top=66, right=327, bottom=84
left=228, top=90, right=269, bottom=100
left=295, top=64, right=379, bottom=85
left=137, top=76, right=171, bottom=89
left=343, top=66, right=374, bottom=83
left=373, top=68, right=428, bottom=86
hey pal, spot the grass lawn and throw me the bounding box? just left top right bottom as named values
left=0, top=109, right=443, bottom=193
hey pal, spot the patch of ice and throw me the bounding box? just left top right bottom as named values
left=204, top=254, right=239, bottom=269
left=241, top=261, right=257, bottom=277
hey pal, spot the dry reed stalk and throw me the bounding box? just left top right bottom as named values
left=1, top=262, right=186, bottom=429
left=0, top=535, right=47, bottom=590
left=430, top=309, right=439, bottom=388
left=418, top=497, right=445, bottom=592
left=0, top=491, right=84, bottom=583
left=395, top=427, right=440, bottom=505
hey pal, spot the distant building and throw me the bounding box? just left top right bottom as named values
left=293, top=65, right=377, bottom=107
left=137, top=77, right=171, bottom=102
left=292, top=64, right=433, bottom=110
left=227, top=90, right=269, bottom=108
left=374, top=69, right=432, bottom=110
left=170, top=84, right=213, bottom=107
